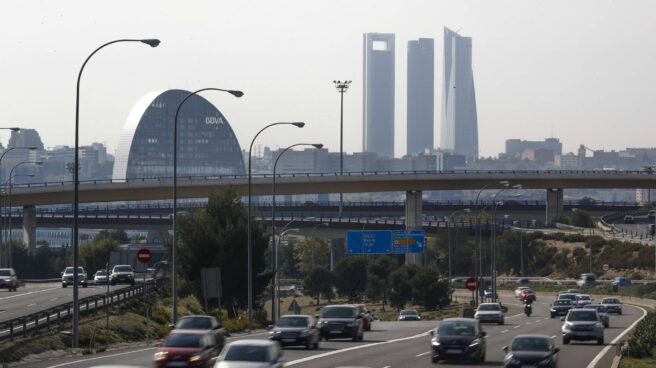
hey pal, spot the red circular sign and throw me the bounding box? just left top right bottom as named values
left=137, top=248, right=151, bottom=264
left=465, top=277, right=477, bottom=291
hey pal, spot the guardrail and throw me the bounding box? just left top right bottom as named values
left=0, top=280, right=157, bottom=342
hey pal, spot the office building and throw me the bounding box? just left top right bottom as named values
left=407, top=38, right=434, bottom=155
left=440, top=27, right=478, bottom=161
left=363, top=33, right=395, bottom=158
left=506, top=138, right=562, bottom=159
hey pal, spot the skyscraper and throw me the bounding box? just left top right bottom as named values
left=363, top=33, right=395, bottom=158
left=440, top=27, right=478, bottom=161
left=407, top=38, right=434, bottom=155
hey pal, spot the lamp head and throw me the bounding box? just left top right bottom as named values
left=28, top=146, right=37, bottom=150
left=292, top=122, right=305, bottom=128
left=228, top=90, right=244, bottom=98
left=312, top=144, right=323, bottom=149
left=34, top=161, right=43, bottom=165
left=140, top=39, right=161, bottom=47
left=9, top=127, right=20, bottom=132
left=499, top=180, right=510, bottom=187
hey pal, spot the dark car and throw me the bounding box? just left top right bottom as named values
left=153, top=329, right=221, bottom=368
left=503, top=334, right=559, bottom=368
left=174, top=315, right=227, bottom=351
left=355, top=304, right=372, bottom=331
left=268, top=314, right=320, bottom=349
left=430, top=318, right=487, bottom=364
left=611, top=277, right=632, bottom=287
left=586, top=304, right=610, bottom=328
left=550, top=299, right=573, bottom=318
left=317, top=304, right=364, bottom=341
left=399, top=309, right=421, bottom=321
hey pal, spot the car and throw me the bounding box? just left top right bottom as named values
left=61, top=266, right=87, bottom=288
left=475, top=303, right=504, bottom=325
left=566, top=289, right=581, bottom=294
left=153, top=329, right=221, bottom=368
left=514, top=286, right=530, bottom=297
left=173, top=315, right=227, bottom=351
left=574, top=294, right=593, bottom=308
left=483, top=288, right=498, bottom=300
left=576, top=273, right=597, bottom=287
left=516, top=277, right=530, bottom=284
left=94, top=270, right=108, bottom=285
left=399, top=309, right=421, bottom=321
left=585, top=304, right=610, bottom=328
left=0, top=268, right=18, bottom=291
left=518, top=289, right=536, bottom=302
left=623, top=215, right=635, bottom=224
left=110, top=264, right=135, bottom=286
left=611, top=277, right=632, bottom=287
left=268, top=314, right=320, bottom=349
left=316, top=304, right=364, bottom=341
left=502, top=334, right=560, bottom=368
left=600, top=297, right=623, bottom=315
left=430, top=317, right=487, bottom=364
left=557, top=293, right=578, bottom=303
left=355, top=304, right=372, bottom=331
left=215, top=339, right=284, bottom=368
left=561, top=308, right=604, bottom=345
left=550, top=299, right=573, bottom=318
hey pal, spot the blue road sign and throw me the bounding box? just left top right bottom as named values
left=346, top=230, right=425, bottom=254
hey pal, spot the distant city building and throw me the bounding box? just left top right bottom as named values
left=506, top=138, right=562, bottom=159
left=407, top=38, right=434, bottom=155
left=520, top=148, right=555, bottom=164
left=557, top=153, right=581, bottom=169
left=363, top=33, right=395, bottom=158
left=635, top=188, right=651, bottom=204
left=8, top=129, right=45, bottom=150
left=113, top=89, right=245, bottom=180
left=440, top=27, right=478, bottom=161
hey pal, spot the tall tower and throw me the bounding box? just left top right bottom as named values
left=440, top=27, right=478, bottom=161
left=407, top=38, right=434, bottom=155
left=363, top=33, right=395, bottom=158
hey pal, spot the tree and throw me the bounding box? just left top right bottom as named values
left=334, top=256, right=368, bottom=300
left=389, top=265, right=418, bottom=310
left=303, top=267, right=336, bottom=305
left=178, top=188, right=271, bottom=314
left=294, top=237, right=330, bottom=276
left=94, top=229, right=129, bottom=244
left=366, top=255, right=398, bottom=309
left=411, top=266, right=450, bottom=309
left=80, top=237, right=120, bottom=275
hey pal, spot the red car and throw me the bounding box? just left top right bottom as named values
left=518, top=289, right=537, bottom=302
left=153, top=329, right=221, bottom=368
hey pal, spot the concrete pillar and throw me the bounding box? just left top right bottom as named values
left=546, top=188, right=564, bottom=224
left=405, top=190, right=423, bottom=265
left=23, top=205, right=36, bottom=255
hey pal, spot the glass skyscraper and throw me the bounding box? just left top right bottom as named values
left=407, top=38, right=434, bottom=155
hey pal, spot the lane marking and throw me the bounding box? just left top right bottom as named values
left=0, top=287, right=59, bottom=301
left=525, top=322, right=532, bottom=325
left=50, top=298, right=58, bottom=301
left=551, top=335, right=557, bottom=339
left=501, top=329, right=509, bottom=333
left=415, top=351, right=431, bottom=357
left=513, top=325, right=520, bottom=329
left=27, top=303, right=36, bottom=307
left=586, top=305, right=648, bottom=368
left=45, top=347, right=156, bottom=368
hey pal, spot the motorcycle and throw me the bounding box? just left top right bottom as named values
left=524, top=304, right=532, bottom=317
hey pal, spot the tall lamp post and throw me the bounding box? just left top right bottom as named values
left=333, top=81, right=351, bottom=217
left=275, top=227, right=299, bottom=320
left=73, top=38, right=159, bottom=349
left=447, top=208, right=470, bottom=300
left=271, top=142, right=323, bottom=323
left=490, top=184, right=521, bottom=298
left=171, top=87, right=243, bottom=324
left=6, top=161, right=41, bottom=267
left=248, top=122, right=305, bottom=330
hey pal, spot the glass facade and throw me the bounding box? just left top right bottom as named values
left=113, top=89, right=245, bottom=180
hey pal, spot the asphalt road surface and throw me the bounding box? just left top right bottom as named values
left=19, top=296, right=645, bottom=368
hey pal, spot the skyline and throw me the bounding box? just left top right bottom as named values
left=1, top=0, right=655, bottom=159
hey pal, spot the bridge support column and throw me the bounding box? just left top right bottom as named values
left=546, top=188, right=564, bottom=224
left=405, top=190, right=423, bottom=265
left=23, top=205, right=36, bottom=255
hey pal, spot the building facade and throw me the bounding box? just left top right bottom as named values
left=407, top=38, right=435, bottom=155
left=363, top=33, right=395, bottom=158
left=112, top=89, right=245, bottom=180
left=440, top=27, right=478, bottom=161
left=506, top=138, right=563, bottom=159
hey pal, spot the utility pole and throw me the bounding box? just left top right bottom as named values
left=333, top=80, right=351, bottom=217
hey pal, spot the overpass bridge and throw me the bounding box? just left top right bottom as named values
left=5, top=170, right=654, bottom=249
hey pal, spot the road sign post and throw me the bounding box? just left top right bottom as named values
left=466, top=277, right=477, bottom=307
left=137, top=248, right=151, bottom=343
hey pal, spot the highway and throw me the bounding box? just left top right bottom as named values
left=21, top=296, right=645, bottom=368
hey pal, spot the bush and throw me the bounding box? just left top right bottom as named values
left=625, top=312, right=656, bottom=358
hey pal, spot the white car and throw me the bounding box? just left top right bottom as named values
left=514, top=286, right=530, bottom=297
left=474, top=303, right=505, bottom=325
left=61, top=266, right=87, bottom=288
left=94, top=270, right=108, bottom=284
left=215, top=339, right=284, bottom=368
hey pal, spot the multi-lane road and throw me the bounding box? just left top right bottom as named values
left=18, top=296, right=645, bottom=368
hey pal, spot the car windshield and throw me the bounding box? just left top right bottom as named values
left=578, top=295, right=591, bottom=300
left=438, top=321, right=476, bottom=336
left=553, top=300, right=571, bottom=306
left=511, top=337, right=551, bottom=352
left=114, top=266, right=132, bottom=272
left=478, top=304, right=500, bottom=311
left=224, top=345, right=269, bottom=362
left=0, top=270, right=11, bottom=276
left=401, top=310, right=418, bottom=316
left=321, top=307, right=355, bottom=318
left=277, top=317, right=308, bottom=328
left=176, top=317, right=212, bottom=330
left=568, top=310, right=598, bottom=321
left=603, top=298, right=620, bottom=304
left=64, top=267, right=84, bottom=274
left=164, top=333, right=201, bottom=347
left=95, top=271, right=106, bottom=276
left=559, top=294, right=576, bottom=300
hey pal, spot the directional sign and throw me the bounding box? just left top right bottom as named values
left=346, top=230, right=425, bottom=254
left=465, top=277, right=477, bottom=291
left=137, top=248, right=151, bottom=264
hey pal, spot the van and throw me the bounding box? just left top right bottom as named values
left=576, top=273, right=597, bottom=287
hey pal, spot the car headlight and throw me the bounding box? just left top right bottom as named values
left=469, top=338, right=481, bottom=347
left=346, top=322, right=355, bottom=327
left=431, top=337, right=440, bottom=346
left=153, top=351, right=167, bottom=361
left=562, top=323, right=572, bottom=331
left=189, top=353, right=201, bottom=362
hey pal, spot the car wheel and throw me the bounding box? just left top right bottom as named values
left=479, top=351, right=486, bottom=362
left=306, top=338, right=312, bottom=349
left=352, top=332, right=358, bottom=342
left=498, top=320, right=504, bottom=325
left=605, top=322, right=609, bottom=328
left=597, top=337, right=604, bottom=345
left=431, top=355, right=439, bottom=364
left=550, top=314, right=555, bottom=318
left=82, top=283, right=87, bottom=288
left=313, top=340, right=319, bottom=349
left=563, top=337, right=570, bottom=345
left=619, top=311, right=622, bottom=315
left=62, top=284, right=67, bottom=288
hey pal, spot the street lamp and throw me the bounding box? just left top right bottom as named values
left=447, top=208, right=470, bottom=300
left=490, top=184, right=521, bottom=299
left=5, top=161, right=41, bottom=266
left=73, top=38, right=159, bottom=349
left=276, top=227, right=299, bottom=320
left=171, top=87, right=243, bottom=324
left=333, top=80, right=351, bottom=217
left=271, top=143, right=322, bottom=323
left=248, top=122, right=304, bottom=330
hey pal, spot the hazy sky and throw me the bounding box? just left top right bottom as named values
left=1, top=0, right=654, bottom=158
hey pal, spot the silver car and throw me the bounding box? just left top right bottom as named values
left=0, top=268, right=18, bottom=291
left=561, top=308, right=604, bottom=345
left=601, top=297, right=623, bottom=315
left=215, top=339, right=284, bottom=368
left=475, top=303, right=504, bottom=325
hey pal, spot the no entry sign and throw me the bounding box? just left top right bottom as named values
left=137, top=248, right=151, bottom=264
left=465, top=277, right=477, bottom=292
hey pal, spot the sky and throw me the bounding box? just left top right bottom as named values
left=0, top=0, right=655, bottom=159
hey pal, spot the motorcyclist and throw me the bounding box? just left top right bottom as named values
left=524, top=298, right=533, bottom=316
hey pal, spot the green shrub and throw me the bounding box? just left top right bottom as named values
left=625, top=312, right=656, bottom=358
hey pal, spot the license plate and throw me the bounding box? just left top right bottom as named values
left=166, top=362, right=187, bottom=368
left=282, top=338, right=295, bottom=342
left=446, top=349, right=462, bottom=354
left=330, top=330, right=342, bottom=334
left=522, top=365, right=537, bottom=368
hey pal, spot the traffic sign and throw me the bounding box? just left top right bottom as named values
left=346, top=230, right=425, bottom=254
left=465, top=277, right=477, bottom=291
left=602, top=264, right=610, bottom=272
left=137, top=248, right=151, bottom=264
